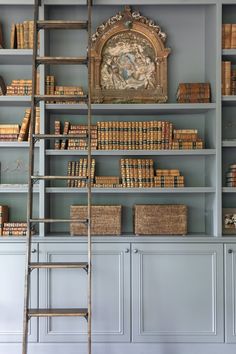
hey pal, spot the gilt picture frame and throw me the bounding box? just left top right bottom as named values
left=90, top=6, right=171, bottom=103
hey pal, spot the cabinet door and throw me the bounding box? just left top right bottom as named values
left=225, top=244, right=236, bottom=343
left=0, top=242, right=37, bottom=342
left=38, top=242, right=130, bottom=342
left=132, top=243, right=223, bottom=343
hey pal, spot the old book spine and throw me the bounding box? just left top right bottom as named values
left=29, top=21, right=34, bottom=49
left=225, top=61, right=232, bottom=95
left=222, top=24, right=226, bottom=49
left=0, top=206, right=9, bottom=236
left=120, top=159, right=126, bottom=187
left=23, top=21, right=29, bottom=49
left=18, top=108, right=31, bottom=141
left=67, top=161, right=72, bottom=187
left=10, top=24, right=16, bottom=49
left=35, top=107, right=40, bottom=135
left=224, top=24, right=232, bottom=49
left=15, top=23, right=20, bottom=49
left=20, top=23, right=24, bottom=50
left=61, top=121, right=70, bottom=150
left=54, top=120, right=61, bottom=149
left=231, top=24, right=236, bottom=49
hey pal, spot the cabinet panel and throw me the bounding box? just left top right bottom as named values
left=0, top=243, right=37, bottom=342
left=38, top=242, right=130, bottom=342
left=225, top=244, right=236, bottom=343
left=132, top=243, right=223, bottom=342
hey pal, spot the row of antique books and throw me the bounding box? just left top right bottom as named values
left=10, top=21, right=34, bottom=49
left=0, top=108, right=40, bottom=142
left=225, top=164, right=236, bottom=187
left=222, top=24, right=236, bottom=49
left=55, top=120, right=204, bottom=150
left=0, top=205, right=35, bottom=236
left=45, top=75, right=84, bottom=103
left=222, top=61, right=236, bottom=95
left=176, top=83, right=211, bottom=103
left=66, top=158, right=185, bottom=188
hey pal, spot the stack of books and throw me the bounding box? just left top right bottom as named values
left=120, top=158, right=154, bottom=188
left=68, top=124, right=97, bottom=150
left=2, top=222, right=35, bottom=236
left=97, top=121, right=173, bottom=150
left=94, top=176, right=121, bottom=188
left=6, top=79, right=32, bottom=95
left=67, top=158, right=95, bottom=187
left=45, top=75, right=85, bottom=104
left=0, top=205, right=8, bottom=236
left=154, top=169, right=185, bottom=188
left=225, top=164, right=236, bottom=187
left=222, top=61, right=236, bottom=95
left=171, top=129, right=204, bottom=150
left=222, top=24, right=236, bottom=49
left=176, top=83, right=211, bottom=103
left=0, top=124, right=20, bottom=141
left=10, top=21, right=34, bottom=49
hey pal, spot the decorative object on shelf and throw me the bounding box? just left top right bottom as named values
left=176, top=83, right=211, bottom=103
left=70, top=205, right=122, bottom=236
left=222, top=208, right=236, bottom=235
left=0, top=205, right=9, bottom=236
left=0, top=76, right=6, bottom=95
left=91, top=5, right=171, bottom=103
left=134, top=204, right=187, bottom=235
left=67, top=158, right=95, bottom=187
left=225, top=163, right=236, bottom=187
left=0, top=23, right=4, bottom=49
left=222, top=24, right=236, bottom=49
left=154, top=169, right=184, bottom=187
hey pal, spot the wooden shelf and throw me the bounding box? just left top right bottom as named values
left=46, top=103, right=216, bottom=115
left=45, top=149, right=216, bottom=156
left=46, top=187, right=215, bottom=194
left=0, top=49, right=33, bottom=65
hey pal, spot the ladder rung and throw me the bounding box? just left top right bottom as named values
left=29, top=262, right=88, bottom=269
left=36, top=56, right=88, bottom=65
left=28, top=308, right=88, bottom=318
left=33, top=134, right=87, bottom=139
left=31, top=175, right=88, bottom=180
left=34, top=95, right=88, bottom=102
left=29, top=218, right=88, bottom=223
left=37, top=20, right=88, bottom=30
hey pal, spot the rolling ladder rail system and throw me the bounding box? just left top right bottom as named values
left=22, top=0, right=92, bottom=353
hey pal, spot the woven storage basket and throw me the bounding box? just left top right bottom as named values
left=134, top=204, right=187, bottom=235
left=70, top=205, right=122, bottom=236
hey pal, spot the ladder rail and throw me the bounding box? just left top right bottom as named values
left=87, top=1, right=92, bottom=354
left=22, top=1, right=39, bottom=353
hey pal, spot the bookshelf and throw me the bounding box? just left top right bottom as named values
left=2, top=1, right=236, bottom=352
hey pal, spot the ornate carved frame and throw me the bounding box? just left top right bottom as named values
left=91, top=6, right=171, bottom=103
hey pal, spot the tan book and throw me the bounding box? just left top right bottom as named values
left=15, top=23, right=20, bottom=48
left=20, top=23, right=24, bottom=49
left=10, top=24, right=16, bottom=49
left=231, top=24, right=236, bottom=49
left=224, top=24, right=232, bottom=49
left=18, top=109, right=31, bottom=141
left=224, top=61, right=232, bottom=95
left=0, top=205, right=9, bottom=236
left=35, top=108, right=40, bottom=135
left=23, top=21, right=29, bottom=49
left=29, top=21, right=34, bottom=49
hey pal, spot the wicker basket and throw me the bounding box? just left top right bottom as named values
left=134, top=204, right=187, bottom=235
left=70, top=205, right=122, bottom=236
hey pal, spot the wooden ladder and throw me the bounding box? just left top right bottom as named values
left=22, top=1, right=92, bottom=353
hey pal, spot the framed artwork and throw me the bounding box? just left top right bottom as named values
left=223, top=208, right=236, bottom=235
left=90, top=6, right=171, bottom=103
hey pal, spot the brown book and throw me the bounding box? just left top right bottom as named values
left=35, top=107, right=40, bottom=135
left=20, top=23, right=24, bottom=49
left=224, top=24, right=232, bottom=49
left=10, top=24, right=16, bottom=49
left=176, top=83, right=211, bottom=97
left=0, top=206, right=9, bottom=236
left=18, top=108, right=31, bottom=141
left=0, top=76, right=6, bottom=95
left=231, top=24, right=236, bottom=49
left=23, top=21, right=29, bottom=49
left=61, top=121, right=70, bottom=150
left=54, top=120, right=61, bottom=149
left=224, top=61, right=232, bottom=95
left=0, top=23, right=3, bottom=49
left=29, top=21, right=34, bottom=49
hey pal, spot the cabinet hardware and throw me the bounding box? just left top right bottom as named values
left=228, top=249, right=233, bottom=254
left=31, top=249, right=37, bottom=253
left=124, top=248, right=129, bottom=253
left=133, top=249, right=138, bottom=254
